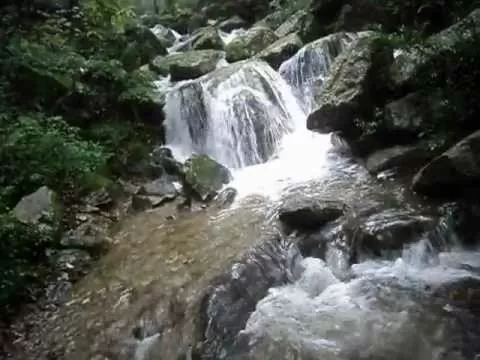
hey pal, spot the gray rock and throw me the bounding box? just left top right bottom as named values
left=151, top=24, right=176, bottom=48
left=131, top=194, right=175, bottom=211
left=278, top=195, right=345, bottom=231
left=412, top=129, right=480, bottom=195
left=256, top=33, right=303, bottom=70
left=225, top=27, right=279, bottom=62
left=150, top=50, right=225, bottom=81
left=122, top=25, right=168, bottom=70
left=275, top=10, right=309, bottom=38
left=84, top=188, right=113, bottom=209
left=346, top=208, right=435, bottom=260
left=255, top=10, right=290, bottom=30
left=365, top=145, right=431, bottom=174
left=48, top=249, right=92, bottom=277
left=218, top=16, right=247, bottom=32
left=60, top=222, right=110, bottom=253
left=183, top=155, right=232, bottom=201
left=192, top=26, right=225, bottom=51
left=13, top=186, right=58, bottom=224
left=139, top=176, right=177, bottom=198
left=213, top=187, right=237, bottom=208
left=306, top=34, right=393, bottom=135
left=151, top=147, right=183, bottom=176
left=384, top=92, right=430, bottom=135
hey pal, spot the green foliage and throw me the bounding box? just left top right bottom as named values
left=0, top=213, right=52, bottom=313
left=0, top=114, right=108, bottom=207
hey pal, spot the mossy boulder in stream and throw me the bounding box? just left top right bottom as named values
left=256, top=33, right=303, bottom=70
left=192, top=26, right=225, bottom=51
left=226, top=27, right=279, bottom=62
left=150, top=50, right=225, bottom=81
left=183, top=155, right=232, bottom=201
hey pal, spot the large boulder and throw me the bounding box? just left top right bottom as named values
left=183, top=155, right=232, bottom=201
left=151, top=24, right=177, bottom=48
left=150, top=50, right=225, bottom=81
left=192, top=26, right=225, bottom=51
left=412, top=130, right=480, bottom=196
left=391, top=9, right=480, bottom=89
left=365, top=145, right=432, bottom=175
left=255, top=10, right=290, bottom=30
left=122, top=25, right=168, bottom=70
left=13, top=186, right=59, bottom=225
left=306, top=34, right=393, bottom=136
left=383, top=92, right=431, bottom=136
left=256, top=33, right=303, bottom=70
left=225, top=27, right=279, bottom=62
left=218, top=16, right=247, bottom=32
left=274, top=10, right=309, bottom=38
left=278, top=195, right=345, bottom=232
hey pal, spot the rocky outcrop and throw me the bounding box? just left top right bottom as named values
left=183, top=155, right=232, bottom=201
left=306, top=34, right=393, bottom=135
left=122, top=25, right=168, bottom=70
left=256, top=33, right=303, bottom=69
left=278, top=195, right=345, bottom=232
left=150, top=50, right=225, bottom=81
left=225, top=27, right=279, bottom=62
left=412, top=130, right=480, bottom=196
left=365, top=145, right=431, bottom=175
left=218, top=16, right=247, bottom=32
left=274, top=10, right=310, bottom=38
left=13, top=186, right=59, bottom=225
left=192, top=27, right=225, bottom=51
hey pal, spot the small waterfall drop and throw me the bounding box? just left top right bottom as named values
left=279, top=32, right=357, bottom=111
left=165, top=60, right=305, bottom=169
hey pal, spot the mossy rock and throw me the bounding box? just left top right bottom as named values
left=183, top=155, right=232, bottom=201
left=256, top=33, right=303, bottom=69
left=226, top=27, right=279, bottom=62
left=192, top=26, right=225, bottom=51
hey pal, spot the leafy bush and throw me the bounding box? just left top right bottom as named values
left=0, top=114, right=108, bottom=207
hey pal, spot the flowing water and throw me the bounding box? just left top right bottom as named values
left=10, top=31, right=480, bottom=360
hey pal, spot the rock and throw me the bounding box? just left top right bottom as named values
left=139, top=176, right=178, bottom=199
left=151, top=147, right=184, bottom=176
left=213, top=187, right=237, bottom=208
left=391, top=9, right=480, bottom=89
left=48, top=249, right=92, bottom=278
left=306, top=34, right=393, bottom=136
left=192, top=26, right=225, bottom=51
left=278, top=195, right=345, bottom=231
left=383, top=92, right=431, bottom=136
left=255, top=10, right=290, bottom=30
left=13, top=186, right=58, bottom=224
left=183, top=155, right=232, bottom=201
left=365, top=145, right=432, bottom=175
left=202, top=235, right=302, bottom=359
left=218, top=16, right=247, bottom=32
left=60, top=221, right=110, bottom=253
left=151, top=50, right=225, bottom=81
left=140, top=13, right=164, bottom=28
left=199, top=0, right=270, bottom=24
left=122, top=25, right=168, bottom=70
left=346, top=208, right=435, bottom=260
left=131, top=194, right=174, bottom=211
left=275, top=10, right=309, bottom=38
left=151, top=24, right=176, bottom=48
left=225, top=27, right=279, bottom=62
left=412, top=130, right=480, bottom=196
left=256, top=33, right=303, bottom=70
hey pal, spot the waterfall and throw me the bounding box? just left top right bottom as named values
left=165, top=60, right=305, bottom=169
left=279, top=32, right=357, bottom=111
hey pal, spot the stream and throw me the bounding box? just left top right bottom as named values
left=9, top=27, right=480, bottom=360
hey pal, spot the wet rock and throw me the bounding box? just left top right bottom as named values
left=151, top=50, right=225, bottom=81
left=13, top=186, right=58, bottom=224
left=218, top=16, right=247, bottom=32
left=151, top=24, right=176, bottom=48
left=383, top=92, right=431, bottom=136
left=278, top=195, right=345, bottom=232
left=84, top=188, right=113, bottom=210
left=131, top=194, right=176, bottom=211
left=60, top=222, right=110, bottom=253
left=122, top=25, right=168, bottom=70
left=412, top=129, right=480, bottom=196
left=256, top=33, right=303, bottom=70
left=255, top=10, right=290, bottom=30
left=306, top=34, right=393, bottom=136
left=365, top=145, right=431, bottom=175
left=183, top=155, right=232, bottom=201
left=225, top=27, right=279, bottom=62
left=275, top=10, right=310, bottom=38
left=48, top=249, right=93, bottom=278
left=192, top=26, right=225, bottom=51
left=151, top=147, right=184, bottom=177
left=213, top=187, right=237, bottom=208
left=139, top=176, right=178, bottom=198
left=202, top=236, right=302, bottom=359
left=346, top=208, right=435, bottom=260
